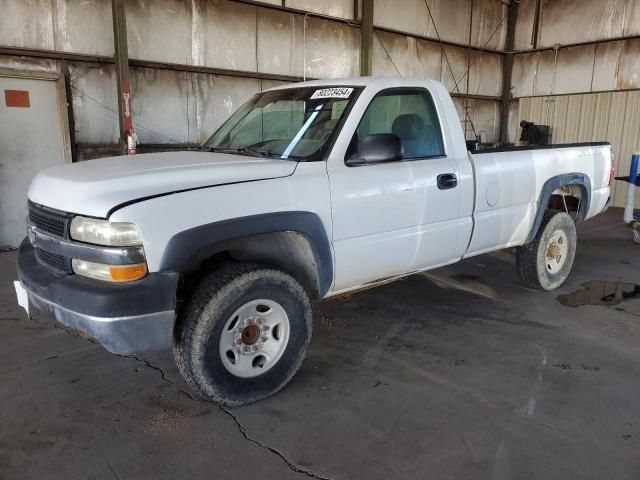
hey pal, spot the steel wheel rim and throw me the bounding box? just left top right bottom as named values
left=545, top=229, right=569, bottom=274
left=219, top=299, right=290, bottom=378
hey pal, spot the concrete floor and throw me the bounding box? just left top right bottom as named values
left=1, top=208, right=639, bottom=480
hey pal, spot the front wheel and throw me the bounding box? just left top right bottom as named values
left=173, top=263, right=313, bottom=406
left=516, top=210, right=577, bottom=290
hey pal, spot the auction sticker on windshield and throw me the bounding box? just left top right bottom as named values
left=310, top=87, right=353, bottom=99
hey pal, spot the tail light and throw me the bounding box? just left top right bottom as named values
left=609, top=149, right=615, bottom=186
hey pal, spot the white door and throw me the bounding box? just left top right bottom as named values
left=328, top=87, right=463, bottom=292
left=0, top=75, right=68, bottom=247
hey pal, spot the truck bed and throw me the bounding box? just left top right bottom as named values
left=463, top=142, right=612, bottom=258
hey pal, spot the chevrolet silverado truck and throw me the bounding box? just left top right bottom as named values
left=15, top=77, right=614, bottom=405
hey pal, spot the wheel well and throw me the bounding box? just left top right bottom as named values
left=547, top=183, right=588, bottom=221
left=525, top=174, right=591, bottom=244
left=177, top=231, right=324, bottom=302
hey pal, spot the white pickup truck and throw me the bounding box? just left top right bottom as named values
left=16, top=77, right=613, bottom=405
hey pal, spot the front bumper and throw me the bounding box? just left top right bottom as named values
left=16, top=239, right=179, bottom=354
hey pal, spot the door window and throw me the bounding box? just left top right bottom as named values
left=349, top=88, right=445, bottom=161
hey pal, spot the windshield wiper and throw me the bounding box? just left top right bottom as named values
left=206, top=146, right=270, bottom=158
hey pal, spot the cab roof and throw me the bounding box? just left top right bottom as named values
left=265, top=76, right=444, bottom=92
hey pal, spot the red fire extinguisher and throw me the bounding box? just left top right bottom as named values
left=125, top=129, right=138, bottom=155
left=121, top=83, right=137, bottom=156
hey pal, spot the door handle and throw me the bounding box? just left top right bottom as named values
left=437, top=173, right=458, bottom=190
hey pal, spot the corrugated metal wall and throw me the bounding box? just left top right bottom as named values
left=372, top=0, right=505, bottom=142
left=511, top=39, right=640, bottom=99
left=3, top=0, right=640, bottom=158
left=512, top=0, right=640, bottom=205
left=0, top=0, right=506, bottom=157
left=0, top=0, right=362, bottom=158
left=514, top=0, right=640, bottom=51
left=518, top=91, right=640, bottom=207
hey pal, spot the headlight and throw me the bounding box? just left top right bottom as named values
left=72, top=259, right=147, bottom=282
left=70, top=216, right=142, bottom=246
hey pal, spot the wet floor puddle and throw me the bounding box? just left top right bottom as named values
left=557, top=281, right=640, bottom=307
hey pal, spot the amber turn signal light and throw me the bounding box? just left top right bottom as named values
left=108, top=263, right=148, bottom=282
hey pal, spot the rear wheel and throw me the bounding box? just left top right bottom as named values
left=173, top=263, right=312, bottom=406
left=516, top=210, right=577, bottom=290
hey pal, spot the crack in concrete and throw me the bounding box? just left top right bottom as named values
left=45, top=322, right=199, bottom=403
left=122, top=354, right=333, bottom=479
left=107, top=459, right=123, bottom=480
left=124, top=354, right=200, bottom=402
left=219, top=406, right=334, bottom=480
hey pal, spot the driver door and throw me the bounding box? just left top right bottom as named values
left=327, top=87, right=462, bottom=292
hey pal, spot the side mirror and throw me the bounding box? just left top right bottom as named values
left=347, top=133, right=403, bottom=166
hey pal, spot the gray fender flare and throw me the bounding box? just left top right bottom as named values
left=158, top=211, right=333, bottom=297
left=525, top=172, right=591, bottom=244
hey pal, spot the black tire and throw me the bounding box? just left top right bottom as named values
left=173, top=263, right=312, bottom=406
left=516, top=210, right=577, bottom=290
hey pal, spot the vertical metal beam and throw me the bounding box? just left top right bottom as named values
left=499, top=0, right=518, bottom=144
left=464, top=0, right=474, bottom=141
left=531, top=0, right=542, bottom=49
left=61, top=60, right=78, bottom=163
left=360, top=0, right=374, bottom=76
left=112, top=0, right=135, bottom=155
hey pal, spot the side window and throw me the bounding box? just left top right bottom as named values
left=351, top=88, right=445, bottom=160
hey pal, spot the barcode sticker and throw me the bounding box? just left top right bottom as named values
left=310, top=87, right=353, bottom=99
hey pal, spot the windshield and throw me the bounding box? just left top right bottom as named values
left=203, top=86, right=361, bottom=161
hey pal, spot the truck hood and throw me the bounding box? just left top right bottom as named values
left=28, top=151, right=297, bottom=218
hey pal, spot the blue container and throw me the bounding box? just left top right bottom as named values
left=631, top=153, right=640, bottom=183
